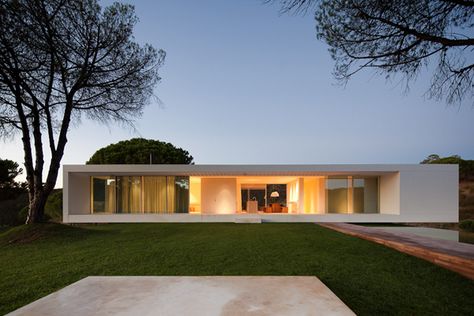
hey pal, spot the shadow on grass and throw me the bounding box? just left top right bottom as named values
left=0, top=223, right=112, bottom=246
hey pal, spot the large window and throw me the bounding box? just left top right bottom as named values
left=92, top=176, right=116, bottom=213
left=143, top=176, right=167, bottom=213
left=172, top=176, right=190, bottom=213
left=326, top=178, right=348, bottom=213
left=326, top=176, right=379, bottom=214
left=91, top=176, right=189, bottom=214
left=352, top=177, right=378, bottom=213
left=117, top=176, right=142, bottom=213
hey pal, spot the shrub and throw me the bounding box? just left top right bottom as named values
left=0, top=193, right=28, bottom=226
left=45, top=189, right=62, bottom=222
left=459, top=220, right=474, bottom=232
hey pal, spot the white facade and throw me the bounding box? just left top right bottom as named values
left=63, top=164, right=458, bottom=223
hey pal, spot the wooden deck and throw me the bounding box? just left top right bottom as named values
left=319, top=223, right=474, bottom=280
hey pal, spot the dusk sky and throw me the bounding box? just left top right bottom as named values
left=1, top=0, right=473, bottom=187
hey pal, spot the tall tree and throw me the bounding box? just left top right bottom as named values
left=268, top=0, right=474, bottom=105
left=0, top=0, right=164, bottom=223
left=87, top=138, right=194, bottom=165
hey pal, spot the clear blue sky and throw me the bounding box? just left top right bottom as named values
left=1, top=0, right=474, bottom=187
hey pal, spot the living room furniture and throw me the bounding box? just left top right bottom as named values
left=246, top=200, right=258, bottom=213
left=271, top=203, right=281, bottom=213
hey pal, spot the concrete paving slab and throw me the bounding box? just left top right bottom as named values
left=8, top=276, right=354, bottom=316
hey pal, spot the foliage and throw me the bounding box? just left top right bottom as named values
left=459, top=219, right=474, bottom=232
left=44, top=190, right=62, bottom=222
left=0, top=0, right=164, bottom=223
left=0, top=193, right=28, bottom=226
left=420, top=154, right=442, bottom=164
left=420, top=154, right=474, bottom=181
left=0, top=158, right=23, bottom=189
left=0, top=158, right=27, bottom=226
left=0, top=223, right=473, bottom=315
left=269, top=0, right=474, bottom=105
left=87, top=138, right=194, bottom=164
left=0, top=189, right=62, bottom=227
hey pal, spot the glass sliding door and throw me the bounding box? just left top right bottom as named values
left=91, top=176, right=116, bottom=213
left=141, top=176, right=189, bottom=213
left=172, top=176, right=189, bottom=213
left=325, top=176, right=379, bottom=214
left=143, top=176, right=167, bottom=213
left=116, top=176, right=142, bottom=213
left=352, top=178, right=365, bottom=213
left=326, top=178, right=348, bottom=214
left=353, top=177, right=378, bottom=213
left=90, top=175, right=189, bottom=214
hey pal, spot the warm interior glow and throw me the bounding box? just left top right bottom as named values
left=287, top=179, right=299, bottom=213
left=304, top=177, right=325, bottom=214
left=189, top=177, right=201, bottom=213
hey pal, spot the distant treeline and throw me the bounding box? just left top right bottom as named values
left=421, top=154, right=474, bottom=181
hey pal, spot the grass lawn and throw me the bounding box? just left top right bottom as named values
left=0, top=223, right=473, bottom=315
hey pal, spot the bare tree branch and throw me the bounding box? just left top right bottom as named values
left=0, top=0, right=164, bottom=222
left=267, top=0, right=474, bottom=105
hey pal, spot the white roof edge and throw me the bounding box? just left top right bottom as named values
left=63, top=163, right=458, bottom=174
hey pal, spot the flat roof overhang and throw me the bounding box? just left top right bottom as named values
left=63, top=164, right=457, bottom=177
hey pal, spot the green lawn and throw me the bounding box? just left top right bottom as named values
left=0, top=223, right=473, bottom=315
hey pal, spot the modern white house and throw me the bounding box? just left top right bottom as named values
left=63, top=164, right=458, bottom=223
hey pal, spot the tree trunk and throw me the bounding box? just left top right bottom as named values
left=24, top=99, right=72, bottom=224
left=26, top=189, right=48, bottom=223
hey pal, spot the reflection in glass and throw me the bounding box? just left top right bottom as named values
left=326, top=178, right=348, bottom=214
left=353, top=177, right=378, bottom=213
left=353, top=178, right=365, bottom=213
left=92, top=176, right=116, bottom=213
left=173, top=176, right=189, bottom=213
left=93, top=176, right=190, bottom=214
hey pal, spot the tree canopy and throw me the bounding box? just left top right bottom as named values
left=87, top=138, right=194, bottom=165
left=0, top=158, right=22, bottom=189
left=0, top=157, right=26, bottom=205
left=269, top=0, right=474, bottom=105
left=0, top=0, right=164, bottom=222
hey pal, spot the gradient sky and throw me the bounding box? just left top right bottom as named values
left=1, top=0, right=474, bottom=187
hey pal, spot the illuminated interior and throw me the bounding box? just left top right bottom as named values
left=189, top=177, right=201, bottom=213
left=91, top=175, right=379, bottom=214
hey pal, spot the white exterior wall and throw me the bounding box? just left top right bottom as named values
left=379, top=173, right=400, bottom=215
left=63, top=164, right=458, bottom=223
left=398, top=168, right=458, bottom=222
left=63, top=172, right=90, bottom=222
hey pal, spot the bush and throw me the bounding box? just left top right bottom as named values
left=0, top=193, right=28, bottom=226
left=459, top=220, right=474, bottom=232
left=0, top=189, right=63, bottom=226
left=45, top=189, right=62, bottom=222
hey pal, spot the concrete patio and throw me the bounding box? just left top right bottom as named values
left=8, top=276, right=354, bottom=316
